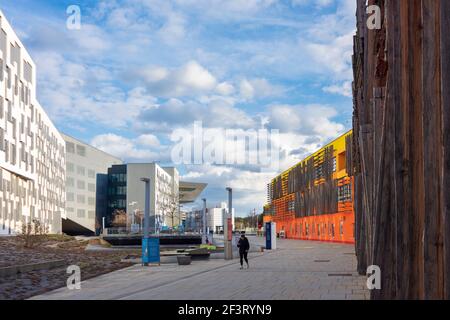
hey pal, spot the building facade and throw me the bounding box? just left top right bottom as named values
left=99, top=163, right=180, bottom=233
left=264, top=131, right=354, bottom=244
left=0, top=10, right=65, bottom=234
left=186, top=202, right=235, bottom=233
left=61, top=133, right=122, bottom=235
left=206, top=202, right=235, bottom=233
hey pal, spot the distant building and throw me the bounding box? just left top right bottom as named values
left=207, top=202, right=235, bottom=233
left=0, top=10, right=65, bottom=234
left=98, top=163, right=206, bottom=234
left=61, top=133, right=122, bottom=235
left=264, top=130, right=354, bottom=243
left=186, top=202, right=235, bottom=233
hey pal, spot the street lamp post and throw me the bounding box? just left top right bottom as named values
left=202, top=198, right=207, bottom=244
left=224, top=187, right=233, bottom=260
left=140, top=178, right=160, bottom=266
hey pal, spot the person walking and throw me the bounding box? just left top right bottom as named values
left=237, top=233, right=250, bottom=269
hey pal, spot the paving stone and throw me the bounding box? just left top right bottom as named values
left=31, top=237, right=369, bottom=300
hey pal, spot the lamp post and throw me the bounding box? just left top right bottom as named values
left=140, top=178, right=160, bottom=266
left=224, top=187, right=233, bottom=260
left=129, top=202, right=139, bottom=233
left=202, top=198, right=207, bottom=244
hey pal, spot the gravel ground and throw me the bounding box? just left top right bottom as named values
left=0, top=236, right=137, bottom=300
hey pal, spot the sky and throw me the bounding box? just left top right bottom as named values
left=0, top=0, right=356, bottom=217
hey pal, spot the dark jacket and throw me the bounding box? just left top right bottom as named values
left=237, top=236, right=250, bottom=253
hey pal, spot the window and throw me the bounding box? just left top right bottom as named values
left=77, top=166, right=85, bottom=176
left=67, top=162, right=75, bottom=172
left=338, top=152, right=346, bottom=171
left=287, top=200, right=295, bottom=212
left=66, top=141, right=75, bottom=154
left=67, top=177, right=75, bottom=187
left=67, top=192, right=75, bottom=201
left=0, top=129, right=4, bottom=151
left=77, top=195, right=85, bottom=204
left=6, top=66, right=11, bottom=89
left=88, top=169, right=95, bottom=178
left=77, top=209, right=85, bottom=218
left=117, top=186, right=126, bottom=195
left=338, top=183, right=352, bottom=202
left=88, top=211, right=95, bottom=219
left=88, top=197, right=95, bottom=206
left=88, top=183, right=95, bottom=192
left=77, top=180, right=85, bottom=190
left=76, top=145, right=86, bottom=157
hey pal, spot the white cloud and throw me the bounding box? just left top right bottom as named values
left=158, top=12, right=186, bottom=44
left=267, top=104, right=345, bottom=138
left=215, top=82, right=235, bottom=96
left=239, top=78, right=285, bottom=100
left=129, top=60, right=217, bottom=97
left=138, top=97, right=257, bottom=132
left=323, top=81, right=352, bottom=97
left=91, top=133, right=166, bottom=161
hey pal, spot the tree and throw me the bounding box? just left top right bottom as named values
left=111, top=209, right=127, bottom=227
left=161, top=192, right=180, bottom=230
left=18, top=218, right=49, bottom=248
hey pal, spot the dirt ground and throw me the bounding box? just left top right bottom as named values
left=0, top=235, right=138, bottom=300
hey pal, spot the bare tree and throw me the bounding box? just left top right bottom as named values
left=111, top=209, right=127, bottom=227
left=18, top=218, right=49, bottom=248
left=161, top=193, right=180, bottom=230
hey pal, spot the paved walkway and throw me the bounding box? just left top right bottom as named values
left=31, top=237, right=370, bottom=300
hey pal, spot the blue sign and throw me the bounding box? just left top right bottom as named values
left=265, top=222, right=272, bottom=250
left=142, top=237, right=160, bottom=265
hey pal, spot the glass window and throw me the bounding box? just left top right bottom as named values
left=66, top=142, right=75, bottom=154
left=76, top=145, right=86, bottom=157
left=67, top=177, right=75, bottom=187
left=77, top=180, right=85, bottom=190
left=77, top=195, right=85, bottom=204
left=88, top=211, right=95, bottom=219
left=88, top=169, right=95, bottom=178
left=88, top=183, right=95, bottom=192
left=67, top=192, right=75, bottom=201
left=88, top=197, right=95, bottom=206
left=77, top=166, right=85, bottom=176
left=67, top=162, right=75, bottom=172
left=77, top=209, right=85, bottom=218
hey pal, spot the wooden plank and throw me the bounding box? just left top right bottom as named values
left=406, top=0, right=425, bottom=299
left=371, top=0, right=400, bottom=300
left=422, top=0, right=445, bottom=300
left=440, top=0, right=450, bottom=300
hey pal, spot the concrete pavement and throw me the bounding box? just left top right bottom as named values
left=31, top=237, right=370, bottom=300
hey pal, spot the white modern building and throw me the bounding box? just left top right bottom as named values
left=206, top=202, right=235, bottom=233
left=100, top=163, right=207, bottom=233
left=61, top=133, right=122, bottom=235
left=102, top=163, right=179, bottom=232
left=186, top=202, right=235, bottom=233
left=0, top=11, right=66, bottom=234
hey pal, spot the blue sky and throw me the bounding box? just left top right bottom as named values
left=0, top=0, right=356, bottom=216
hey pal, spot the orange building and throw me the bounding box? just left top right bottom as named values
left=263, top=131, right=355, bottom=244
